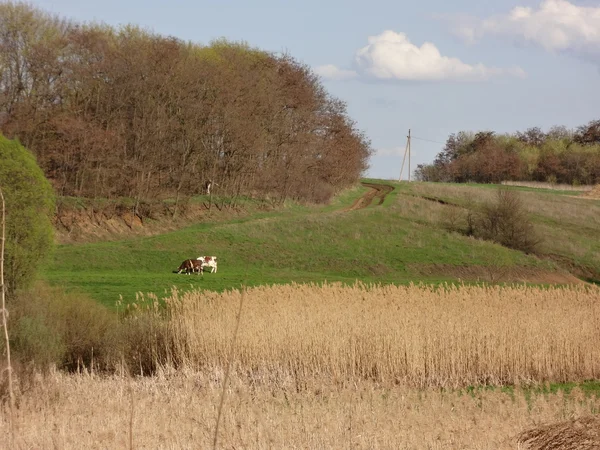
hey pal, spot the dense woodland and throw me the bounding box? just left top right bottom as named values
left=416, top=121, right=600, bottom=185
left=0, top=3, right=371, bottom=211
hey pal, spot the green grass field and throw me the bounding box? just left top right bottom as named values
left=41, top=180, right=600, bottom=307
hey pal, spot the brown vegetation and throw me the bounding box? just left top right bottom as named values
left=440, top=188, right=541, bottom=254
left=2, top=372, right=599, bottom=449
left=583, top=184, right=600, bottom=199
left=475, top=189, right=541, bottom=253
left=0, top=3, right=371, bottom=209
left=3, top=283, right=600, bottom=448
left=5, top=282, right=599, bottom=393
left=416, top=124, right=600, bottom=185
left=518, top=415, right=600, bottom=450
left=121, top=283, right=600, bottom=388
left=501, top=181, right=593, bottom=192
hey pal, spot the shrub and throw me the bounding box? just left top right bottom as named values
left=11, top=316, right=64, bottom=371
left=441, top=189, right=541, bottom=254
left=476, top=189, right=541, bottom=254
left=6, top=284, right=120, bottom=373
left=2, top=283, right=178, bottom=379
left=0, top=134, right=55, bottom=296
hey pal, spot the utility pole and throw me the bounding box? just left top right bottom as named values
left=399, top=129, right=411, bottom=182
left=408, top=128, right=411, bottom=182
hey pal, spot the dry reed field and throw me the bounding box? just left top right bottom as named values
left=3, top=283, right=600, bottom=449
left=154, top=282, right=600, bottom=388
left=2, top=371, right=600, bottom=449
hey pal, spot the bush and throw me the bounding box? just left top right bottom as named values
left=442, top=189, right=541, bottom=254
left=0, top=134, right=55, bottom=296
left=1, top=283, right=179, bottom=380
left=476, top=189, right=540, bottom=254
left=6, top=284, right=120, bottom=373
left=12, top=316, right=65, bottom=371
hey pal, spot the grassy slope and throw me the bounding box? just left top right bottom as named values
left=42, top=180, right=599, bottom=307
left=407, top=182, right=600, bottom=279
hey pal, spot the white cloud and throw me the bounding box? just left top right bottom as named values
left=317, top=31, right=525, bottom=82
left=314, top=64, right=357, bottom=80
left=453, top=0, right=600, bottom=58
left=354, top=30, right=524, bottom=81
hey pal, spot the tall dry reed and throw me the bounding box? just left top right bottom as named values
left=147, top=282, right=600, bottom=388
left=2, top=371, right=599, bottom=449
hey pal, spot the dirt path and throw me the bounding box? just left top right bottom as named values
left=345, top=182, right=395, bottom=211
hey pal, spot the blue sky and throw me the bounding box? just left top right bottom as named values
left=30, top=0, right=600, bottom=180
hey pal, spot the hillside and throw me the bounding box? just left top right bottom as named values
left=41, top=180, right=599, bottom=307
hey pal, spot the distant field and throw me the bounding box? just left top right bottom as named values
left=42, top=180, right=599, bottom=306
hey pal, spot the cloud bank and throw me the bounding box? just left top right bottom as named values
left=316, top=31, right=525, bottom=82
left=452, top=0, right=600, bottom=60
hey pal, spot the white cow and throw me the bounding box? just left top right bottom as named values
left=197, top=256, right=218, bottom=273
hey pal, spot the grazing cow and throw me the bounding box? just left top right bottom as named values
left=197, top=256, right=218, bottom=273
left=175, top=259, right=203, bottom=275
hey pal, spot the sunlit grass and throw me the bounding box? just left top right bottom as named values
left=43, top=180, right=599, bottom=306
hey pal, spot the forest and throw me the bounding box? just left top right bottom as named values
left=0, top=3, right=371, bottom=213
left=416, top=121, right=600, bottom=185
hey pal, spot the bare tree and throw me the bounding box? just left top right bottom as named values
left=1, top=4, right=372, bottom=208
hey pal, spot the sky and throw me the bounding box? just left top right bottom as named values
left=28, top=0, right=600, bottom=180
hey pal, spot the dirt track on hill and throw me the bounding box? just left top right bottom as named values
left=345, top=182, right=395, bottom=211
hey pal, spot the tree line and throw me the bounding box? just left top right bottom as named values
left=0, top=2, right=371, bottom=213
left=416, top=121, right=600, bottom=185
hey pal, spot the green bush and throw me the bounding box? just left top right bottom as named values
left=0, top=134, right=55, bottom=296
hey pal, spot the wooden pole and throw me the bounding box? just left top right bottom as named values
left=408, top=129, right=411, bottom=182
left=399, top=129, right=410, bottom=182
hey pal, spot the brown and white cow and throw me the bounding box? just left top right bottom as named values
left=175, top=259, right=203, bottom=275
left=197, top=256, right=218, bottom=273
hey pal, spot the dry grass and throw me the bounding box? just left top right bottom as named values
left=3, top=283, right=600, bottom=448
left=2, top=371, right=600, bottom=449
left=518, top=415, right=600, bottom=450
left=501, top=181, right=593, bottom=192
left=138, top=282, right=600, bottom=388
left=583, top=185, right=600, bottom=199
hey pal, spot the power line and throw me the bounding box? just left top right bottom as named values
left=412, top=136, right=445, bottom=145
